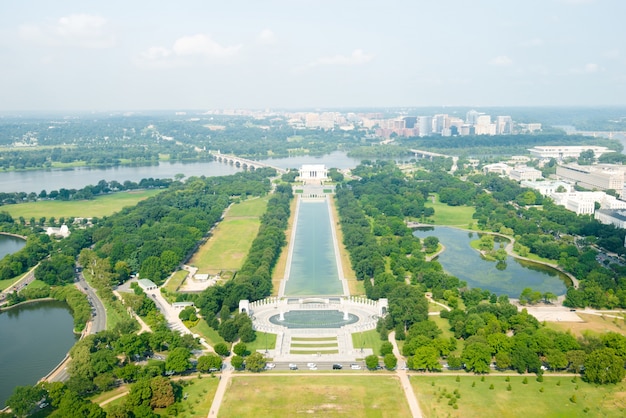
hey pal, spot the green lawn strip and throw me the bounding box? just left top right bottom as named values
left=291, top=337, right=338, bottom=342
left=428, top=302, right=445, bottom=312
left=424, top=193, right=476, bottom=227
left=188, top=218, right=261, bottom=272
left=412, top=375, right=626, bottom=418
left=352, top=329, right=385, bottom=355
left=244, top=331, right=277, bottom=352
left=226, top=196, right=269, bottom=218
left=290, top=343, right=338, bottom=348
left=220, top=375, right=412, bottom=418
left=163, top=270, right=188, bottom=293
left=290, top=349, right=339, bottom=354
left=0, top=276, right=21, bottom=291
left=2, top=190, right=162, bottom=220
left=102, top=298, right=131, bottom=331
left=25, top=279, right=49, bottom=290
left=191, top=319, right=228, bottom=348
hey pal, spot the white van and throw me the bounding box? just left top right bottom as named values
left=350, top=364, right=361, bottom=370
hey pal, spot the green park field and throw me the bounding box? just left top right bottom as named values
left=219, top=375, right=411, bottom=418
left=1, top=190, right=162, bottom=220
left=188, top=197, right=268, bottom=273
left=412, top=375, right=626, bottom=418
left=424, top=194, right=476, bottom=227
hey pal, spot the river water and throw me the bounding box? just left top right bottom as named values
left=413, top=227, right=568, bottom=297
left=0, top=151, right=362, bottom=194
left=0, top=235, right=25, bottom=260
left=0, top=301, right=79, bottom=408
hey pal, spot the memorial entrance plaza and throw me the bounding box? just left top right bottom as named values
left=239, top=165, right=387, bottom=363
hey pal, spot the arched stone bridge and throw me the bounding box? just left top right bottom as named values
left=210, top=151, right=287, bottom=175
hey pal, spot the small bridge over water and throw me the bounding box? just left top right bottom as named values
left=210, top=151, right=287, bottom=175
left=409, top=149, right=459, bottom=173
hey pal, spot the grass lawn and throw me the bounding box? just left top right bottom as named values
left=227, top=196, right=269, bottom=217
left=191, top=319, right=228, bottom=348
left=163, top=270, right=188, bottom=293
left=412, top=375, right=626, bottom=418
left=245, top=331, right=277, bottom=353
left=352, top=329, right=385, bottom=355
left=424, top=194, right=475, bottom=227
left=164, top=376, right=220, bottom=418
left=292, top=337, right=337, bottom=342
left=188, top=198, right=268, bottom=273
left=220, top=375, right=411, bottom=418
left=545, top=313, right=626, bottom=338
left=290, top=349, right=339, bottom=354
left=0, top=276, right=21, bottom=291
left=2, top=189, right=162, bottom=219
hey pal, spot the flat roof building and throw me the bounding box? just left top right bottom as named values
left=521, top=180, right=572, bottom=196
left=528, top=145, right=610, bottom=159
left=556, top=164, right=624, bottom=193
left=137, top=279, right=158, bottom=292
left=595, top=209, right=626, bottom=229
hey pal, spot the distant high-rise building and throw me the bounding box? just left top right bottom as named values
left=496, top=116, right=513, bottom=134
left=466, top=110, right=482, bottom=124
left=432, top=114, right=447, bottom=134
left=403, top=116, right=417, bottom=129
left=418, top=116, right=433, bottom=136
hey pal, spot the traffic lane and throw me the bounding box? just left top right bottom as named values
left=76, top=273, right=106, bottom=333
left=265, top=361, right=365, bottom=371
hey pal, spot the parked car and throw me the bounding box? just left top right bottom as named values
left=289, top=363, right=298, bottom=370
left=332, top=364, right=343, bottom=370
left=350, top=364, right=361, bottom=370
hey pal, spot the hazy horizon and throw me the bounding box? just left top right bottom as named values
left=2, top=0, right=625, bottom=111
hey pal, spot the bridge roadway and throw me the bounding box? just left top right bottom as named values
left=409, top=149, right=459, bottom=173
left=210, top=151, right=287, bottom=175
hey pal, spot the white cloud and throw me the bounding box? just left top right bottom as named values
left=19, top=14, right=115, bottom=48
left=256, top=29, right=277, bottom=45
left=172, top=34, right=241, bottom=57
left=137, top=34, right=241, bottom=67
left=307, top=49, right=374, bottom=67
left=570, top=62, right=602, bottom=74
left=489, top=55, right=513, bottom=66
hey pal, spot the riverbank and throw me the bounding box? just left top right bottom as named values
left=0, top=232, right=28, bottom=240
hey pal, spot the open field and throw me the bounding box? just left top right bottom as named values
left=245, top=331, right=277, bottom=353
left=220, top=375, right=411, bottom=418
left=163, top=270, right=188, bottom=293
left=545, top=312, right=626, bottom=338
left=2, top=190, right=162, bottom=219
left=352, top=329, right=385, bottom=355
left=188, top=197, right=268, bottom=273
left=412, top=375, right=626, bottom=418
left=424, top=194, right=476, bottom=227
left=190, top=319, right=228, bottom=348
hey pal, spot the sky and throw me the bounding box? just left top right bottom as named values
left=1, top=0, right=625, bottom=111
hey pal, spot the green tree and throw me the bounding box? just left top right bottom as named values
left=214, top=342, right=230, bottom=356
left=245, top=352, right=267, bottom=372
left=384, top=353, right=398, bottom=370
left=583, top=348, right=626, bottom=384
left=410, top=346, right=441, bottom=371
left=233, top=342, right=248, bottom=357
left=197, top=354, right=223, bottom=372
left=461, top=342, right=492, bottom=374
left=6, top=385, right=46, bottom=417
left=165, top=347, right=191, bottom=374
left=365, top=354, right=379, bottom=370
left=231, top=355, right=245, bottom=370
left=379, top=341, right=394, bottom=356
left=149, top=376, right=175, bottom=409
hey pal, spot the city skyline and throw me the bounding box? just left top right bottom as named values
left=1, top=0, right=625, bottom=111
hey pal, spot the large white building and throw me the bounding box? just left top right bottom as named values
left=556, top=164, right=624, bottom=193
left=549, top=191, right=626, bottom=215
left=528, top=145, right=610, bottom=160
left=509, top=166, right=543, bottom=181
left=299, top=164, right=328, bottom=184
left=595, top=209, right=626, bottom=229
left=521, top=180, right=572, bottom=196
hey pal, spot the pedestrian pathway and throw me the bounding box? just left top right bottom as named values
left=207, top=354, right=233, bottom=416
left=389, top=331, right=423, bottom=418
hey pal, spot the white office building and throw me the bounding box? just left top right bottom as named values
left=509, top=166, right=543, bottom=181
left=595, top=209, right=626, bottom=229
left=556, top=164, right=624, bottom=193
left=521, top=180, right=572, bottom=196
left=528, top=146, right=610, bottom=159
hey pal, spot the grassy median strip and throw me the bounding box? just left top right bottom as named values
left=290, top=343, right=339, bottom=348
left=290, top=349, right=339, bottom=354
left=291, top=336, right=337, bottom=342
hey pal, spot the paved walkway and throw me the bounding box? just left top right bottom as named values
left=208, top=354, right=233, bottom=416
left=389, top=331, right=423, bottom=418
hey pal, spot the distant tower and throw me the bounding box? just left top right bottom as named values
left=418, top=116, right=433, bottom=137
